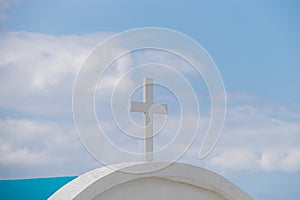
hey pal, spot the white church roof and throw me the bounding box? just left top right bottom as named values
left=49, top=162, right=253, bottom=200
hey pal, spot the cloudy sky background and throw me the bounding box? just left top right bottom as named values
left=0, top=0, right=299, bottom=199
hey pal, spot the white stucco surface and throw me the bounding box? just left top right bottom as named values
left=49, top=162, right=253, bottom=200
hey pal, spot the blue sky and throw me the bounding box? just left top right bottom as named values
left=0, top=0, right=300, bottom=199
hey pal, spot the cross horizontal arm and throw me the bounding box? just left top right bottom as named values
left=130, top=101, right=148, bottom=112
left=130, top=102, right=168, bottom=114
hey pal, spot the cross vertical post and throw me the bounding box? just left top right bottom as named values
left=130, top=77, right=168, bottom=162
left=143, top=77, right=154, bottom=161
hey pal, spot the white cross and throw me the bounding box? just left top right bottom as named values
left=130, top=77, right=168, bottom=162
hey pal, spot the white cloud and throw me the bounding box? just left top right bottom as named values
left=205, top=147, right=300, bottom=173
left=0, top=144, right=47, bottom=165
left=0, top=31, right=113, bottom=178
left=207, top=148, right=260, bottom=171
left=201, top=95, right=300, bottom=173
left=281, top=149, right=300, bottom=172
left=0, top=31, right=111, bottom=118
left=0, top=118, right=100, bottom=179
left=1, top=31, right=300, bottom=179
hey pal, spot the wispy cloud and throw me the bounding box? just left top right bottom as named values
left=0, top=31, right=111, bottom=118
left=203, top=94, right=300, bottom=173
left=0, top=31, right=300, bottom=179
left=0, top=0, right=20, bottom=22
left=0, top=31, right=110, bottom=178
left=0, top=118, right=100, bottom=179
